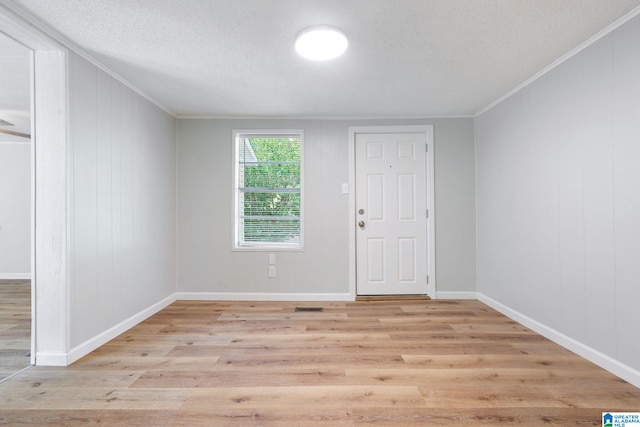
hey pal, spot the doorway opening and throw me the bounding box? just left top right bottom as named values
left=0, top=29, right=32, bottom=381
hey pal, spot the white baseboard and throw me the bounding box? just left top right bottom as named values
left=435, top=291, right=478, bottom=300
left=41, top=293, right=178, bottom=366
left=478, top=293, right=640, bottom=389
left=176, top=292, right=354, bottom=302
left=0, top=273, right=31, bottom=280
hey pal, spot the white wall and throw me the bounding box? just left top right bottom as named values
left=68, top=52, right=177, bottom=348
left=0, top=142, right=30, bottom=278
left=433, top=119, right=476, bottom=295
left=177, top=118, right=475, bottom=297
left=476, top=14, right=640, bottom=378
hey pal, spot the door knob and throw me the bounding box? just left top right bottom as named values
left=358, top=220, right=365, bottom=228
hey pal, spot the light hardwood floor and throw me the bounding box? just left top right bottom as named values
left=1, top=299, right=639, bottom=426
left=0, top=279, right=31, bottom=380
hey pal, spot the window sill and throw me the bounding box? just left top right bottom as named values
left=232, top=246, right=305, bottom=252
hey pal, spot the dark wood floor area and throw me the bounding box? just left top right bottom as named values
left=1, top=299, right=639, bottom=426
left=0, top=279, right=31, bottom=381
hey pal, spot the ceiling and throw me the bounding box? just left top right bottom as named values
left=6, top=0, right=640, bottom=118
left=0, top=30, right=29, bottom=140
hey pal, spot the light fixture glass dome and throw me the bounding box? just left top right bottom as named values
left=295, top=25, right=348, bottom=61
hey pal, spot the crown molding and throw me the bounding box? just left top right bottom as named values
left=175, top=114, right=475, bottom=120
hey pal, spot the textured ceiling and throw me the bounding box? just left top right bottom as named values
left=8, top=0, right=640, bottom=117
left=0, top=31, right=29, bottom=140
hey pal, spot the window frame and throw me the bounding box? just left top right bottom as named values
left=232, top=129, right=305, bottom=251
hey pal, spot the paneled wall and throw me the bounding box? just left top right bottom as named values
left=68, top=52, right=177, bottom=347
left=476, top=14, right=640, bottom=374
left=177, top=118, right=476, bottom=297
left=0, top=142, right=30, bottom=278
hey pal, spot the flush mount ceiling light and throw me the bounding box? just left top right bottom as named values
left=295, top=25, right=348, bottom=61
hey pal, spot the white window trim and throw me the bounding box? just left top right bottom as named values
left=232, top=129, right=305, bottom=251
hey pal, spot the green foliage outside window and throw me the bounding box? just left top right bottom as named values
left=239, top=136, right=301, bottom=244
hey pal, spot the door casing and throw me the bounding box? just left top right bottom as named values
left=348, top=125, right=435, bottom=299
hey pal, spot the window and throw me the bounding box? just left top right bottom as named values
left=233, top=130, right=303, bottom=249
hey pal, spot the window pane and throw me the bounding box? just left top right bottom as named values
left=242, top=218, right=301, bottom=243
left=243, top=137, right=301, bottom=162
left=243, top=163, right=301, bottom=189
left=236, top=133, right=302, bottom=248
left=241, top=192, right=301, bottom=218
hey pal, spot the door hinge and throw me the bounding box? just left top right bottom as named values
left=425, top=144, right=428, bottom=152
left=426, top=275, right=429, bottom=284
left=426, top=209, right=429, bottom=218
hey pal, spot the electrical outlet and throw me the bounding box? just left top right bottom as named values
left=268, top=265, right=276, bottom=278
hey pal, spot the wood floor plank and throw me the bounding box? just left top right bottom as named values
left=401, top=353, right=599, bottom=370
left=217, top=312, right=348, bottom=321
left=0, top=386, right=189, bottom=410
left=390, top=332, right=548, bottom=343
left=510, top=342, right=577, bottom=355
left=68, top=355, right=221, bottom=371
left=102, top=333, right=232, bottom=347
left=131, top=368, right=350, bottom=388
left=185, top=385, right=426, bottom=409
left=0, top=410, right=179, bottom=427
left=225, top=332, right=392, bottom=345
left=160, top=321, right=307, bottom=335
left=215, top=353, right=407, bottom=369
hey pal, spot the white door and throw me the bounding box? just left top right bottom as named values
left=355, top=132, right=429, bottom=295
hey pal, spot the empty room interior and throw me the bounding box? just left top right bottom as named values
left=1, top=0, right=640, bottom=425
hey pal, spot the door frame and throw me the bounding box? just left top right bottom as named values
left=1, top=2, right=70, bottom=365
left=348, top=125, right=435, bottom=299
